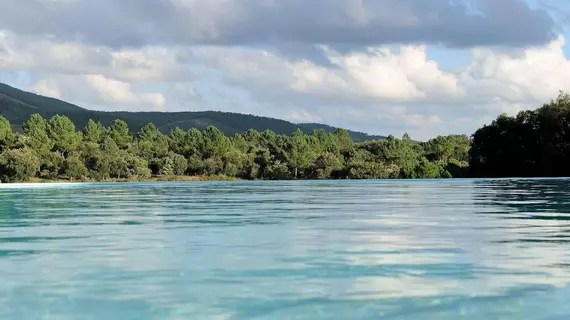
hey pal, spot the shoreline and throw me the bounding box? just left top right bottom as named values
left=10, top=176, right=570, bottom=184
left=23, top=175, right=242, bottom=184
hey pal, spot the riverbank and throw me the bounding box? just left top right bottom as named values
left=26, top=175, right=242, bottom=183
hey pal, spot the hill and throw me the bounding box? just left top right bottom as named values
left=297, top=123, right=385, bottom=142
left=0, top=83, right=385, bottom=141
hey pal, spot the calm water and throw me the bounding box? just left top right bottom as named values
left=2, top=180, right=570, bottom=319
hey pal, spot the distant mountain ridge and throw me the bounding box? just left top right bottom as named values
left=0, top=83, right=386, bottom=141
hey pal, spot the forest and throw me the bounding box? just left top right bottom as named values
left=470, top=92, right=570, bottom=178
left=0, top=113, right=470, bottom=183
left=2, top=92, right=570, bottom=183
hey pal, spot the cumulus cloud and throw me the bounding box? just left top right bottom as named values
left=189, top=44, right=459, bottom=103
left=0, top=30, right=191, bottom=83
left=181, top=35, right=570, bottom=139
left=86, top=75, right=165, bottom=108
left=5, top=31, right=570, bottom=139
left=464, top=36, right=570, bottom=103
left=29, top=75, right=167, bottom=112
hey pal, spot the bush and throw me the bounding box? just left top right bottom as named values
left=308, top=153, right=343, bottom=179
left=0, top=148, right=40, bottom=182
left=346, top=161, right=399, bottom=179
left=40, top=152, right=64, bottom=179
left=171, top=153, right=188, bottom=176
left=265, top=161, right=291, bottom=180
left=63, top=154, right=88, bottom=180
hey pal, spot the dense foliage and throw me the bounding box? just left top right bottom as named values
left=470, top=92, right=570, bottom=178
left=0, top=114, right=470, bottom=183
left=6, top=85, right=570, bottom=183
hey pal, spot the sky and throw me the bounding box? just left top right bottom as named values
left=1, top=0, right=570, bottom=140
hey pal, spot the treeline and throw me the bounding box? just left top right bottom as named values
left=470, top=92, right=570, bottom=178
left=4, top=92, right=570, bottom=183
left=0, top=114, right=470, bottom=182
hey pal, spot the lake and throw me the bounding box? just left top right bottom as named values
left=1, top=179, right=570, bottom=319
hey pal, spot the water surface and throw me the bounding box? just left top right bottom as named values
left=2, top=179, right=570, bottom=319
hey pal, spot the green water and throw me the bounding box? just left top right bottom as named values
left=1, top=179, right=570, bottom=319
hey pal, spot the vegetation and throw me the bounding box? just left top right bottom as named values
left=0, top=114, right=470, bottom=183
left=470, top=92, right=570, bottom=178
left=4, top=82, right=570, bottom=183
left=0, top=83, right=385, bottom=141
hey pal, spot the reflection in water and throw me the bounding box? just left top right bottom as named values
left=1, top=180, right=570, bottom=319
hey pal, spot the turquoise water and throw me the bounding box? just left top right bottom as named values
left=2, top=180, right=570, bottom=319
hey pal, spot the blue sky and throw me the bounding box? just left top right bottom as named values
left=1, top=0, right=570, bottom=139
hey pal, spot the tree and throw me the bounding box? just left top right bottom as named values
left=83, top=119, right=105, bottom=144
left=187, top=154, right=205, bottom=175
left=344, top=149, right=400, bottom=179
left=470, top=111, right=539, bottom=177
left=360, top=137, right=419, bottom=178
left=108, top=119, right=132, bottom=149
left=265, top=160, right=291, bottom=180
left=202, top=126, right=229, bottom=158
left=222, top=147, right=250, bottom=178
left=445, top=159, right=469, bottom=178
left=0, top=116, right=14, bottom=151
left=0, top=148, right=40, bottom=182
left=171, top=153, right=188, bottom=176
left=159, top=156, right=174, bottom=176
left=39, top=152, right=64, bottom=180
left=126, top=155, right=151, bottom=180
left=135, top=123, right=169, bottom=161
left=411, top=157, right=442, bottom=179
left=5, top=109, right=533, bottom=182
left=110, top=152, right=151, bottom=180
left=253, top=147, right=271, bottom=179
left=155, top=153, right=187, bottom=176
left=424, top=135, right=471, bottom=164
left=231, top=133, right=249, bottom=154
left=101, top=137, right=121, bottom=178
left=78, top=142, right=109, bottom=180
left=308, top=153, right=343, bottom=179
left=188, top=128, right=205, bottom=155
left=48, top=115, right=82, bottom=155
left=63, top=153, right=88, bottom=180
left=24, top=114, right=53, bottom=154
left=289, top=129, right=312, bottom=178
left=201, top=157, right=224, bottom=175
left=169, top=128, right=194, bottom=157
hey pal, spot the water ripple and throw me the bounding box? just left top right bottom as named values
left=2, top=179, right=570, bottom=319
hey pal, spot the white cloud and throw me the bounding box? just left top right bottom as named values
left=321, top=45, right=459, bottom=100
left=179, top=35, right=570, bottom=139
left=85, top=74, right=166, bottom=111
left=86, top=75, right=138, bottom=104
left=0, top=30, right=192, bottom=83
left=31, top=79, right=61, bottom=99
left=2, top=23, right=570, bottom=139
left=464, top=36, right=570, bottom=103
left=189, top=44, right=459, bottom=103
left=28, top=75, right=167, bottom=112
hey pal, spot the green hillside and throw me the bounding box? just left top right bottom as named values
left=297, top=123, right=385, bottom=142
left=0, top=83, right=385, bottom=141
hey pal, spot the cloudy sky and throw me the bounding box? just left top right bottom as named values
left=1, top=0, right=569, bottom=139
